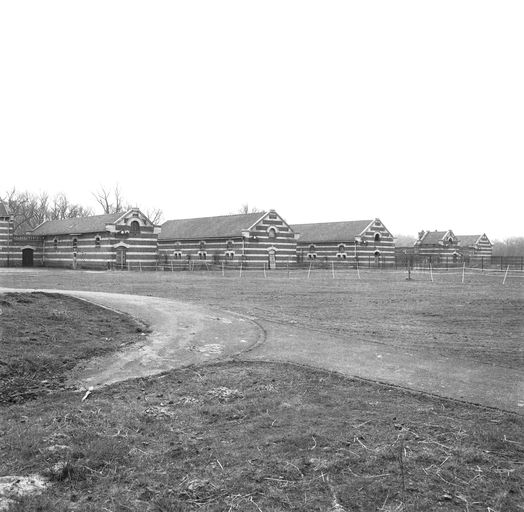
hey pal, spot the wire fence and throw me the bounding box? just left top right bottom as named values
left=108, top=258, right=524, bottom=286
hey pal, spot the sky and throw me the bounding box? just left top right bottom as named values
left=1, top=1, right=522, bottom=240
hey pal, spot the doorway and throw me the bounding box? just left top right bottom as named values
left=116, top=247, right=127, bottom=269
left=268, top=249, right=276, bottom=270
left=22, top=248, right=34, bottom=267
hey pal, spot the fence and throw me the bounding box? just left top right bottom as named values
left=394, top=253, right=524, bottom=271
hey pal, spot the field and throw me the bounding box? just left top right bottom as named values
left=0, top=269, right=523, bottom=511
left=2, top=268, right=522, bottom=369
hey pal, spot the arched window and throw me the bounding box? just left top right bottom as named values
left=72, top=238, right=78, bottom=251
left=95, top=236, right=101, bottom=248
left=309, top=244, right=316, bottom=252
left=226, top=240, right=234, bottom=251
left=199, top=241, right=206, bottom=251
left=338, top=244, right=345, bottom=253
left=130, top=221, right=140, bottom=235
left=268, top=228, right=276, bottom=239
left=53, top=238, right=58, bottom=250
left=374, top=233, right=381, bottom=243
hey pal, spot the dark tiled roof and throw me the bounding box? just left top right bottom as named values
left=31, top=213, right=121, bottom=236
left=0, top=201, right=10, bottom=217
left=159, top=212, right=267, bottom=240
left=419, top=230, right=448, bottom=244
left=457, top=235, right=482, bottom=246
left=291, top=220, right=372, bottom=243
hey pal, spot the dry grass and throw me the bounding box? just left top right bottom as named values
left=0, top=292, right=147, bottom=405
left=1, top=362, right=522, bottom=511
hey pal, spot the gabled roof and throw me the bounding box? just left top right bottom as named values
left=458, top=234, right=492, bottom=247
left=457, top=235, right=481, bottom=246
left=291, top=220, right=373, bottom=243
left=159, top=212, right=267, bottom=240
left=31, top=213, right=121, bottom=236
left=418, top=230, right=453, bottom=245
left=0, top=201, right=10, bottom=218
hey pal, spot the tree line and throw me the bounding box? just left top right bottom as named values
left=1, top=187, right=162, bottom=235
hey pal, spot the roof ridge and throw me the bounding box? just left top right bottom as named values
left=163, top=211, right=267, bottom=223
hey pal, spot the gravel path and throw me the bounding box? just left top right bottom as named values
left=1, top=285, right=522, bottom=413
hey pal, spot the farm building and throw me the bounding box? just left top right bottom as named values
left=413, top=229, right=461, bottom=265
left=0, top=206, right=160, bottom=269
left=291, top=218, right=395, bottom=267
left=0, top=202, right=14, bottom=267
left=457, top=234, right=493, bottom=265
left=158, top=210, right=297, bottom=269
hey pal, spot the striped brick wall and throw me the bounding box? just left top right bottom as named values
left=0, top=216, right=12, bottom=266
left=296, top=219, right=396, bottom=267
left=158, top=211, right=297, bottom=269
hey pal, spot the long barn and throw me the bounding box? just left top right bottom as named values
left=158, top=210, right=297, bottom=269
left=0, top=207, right=159, bottom=269
left=291, top=218, right=395, bottom=267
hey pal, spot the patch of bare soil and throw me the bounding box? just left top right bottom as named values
left=0, top=292, right=147, bottom=405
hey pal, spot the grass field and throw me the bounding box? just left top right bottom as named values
left=2, top=268, right=522, bottom=369
left=0, top=270, right=522, bottom=510
left=0, top=293, right=523, bottom=511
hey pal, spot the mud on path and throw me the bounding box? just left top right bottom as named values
left=0, top=287, right=262, bottom=390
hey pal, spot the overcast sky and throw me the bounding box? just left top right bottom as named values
left=1, top=1, right=522, bottom=240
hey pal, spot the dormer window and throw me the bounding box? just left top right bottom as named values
left=95, top=236, right=101, bottom=248
left=130, top=221, right=140, bottom=235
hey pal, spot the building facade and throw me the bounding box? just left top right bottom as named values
left=457, top=234, right=493, bottom=265
left=291, top=218, right=395, bottom=267
left=0, top=207, right=160, bottom=270
left=158, top=210, right=297, bottom=269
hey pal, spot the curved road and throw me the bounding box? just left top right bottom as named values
left=1, top=287, right=522, bottom=413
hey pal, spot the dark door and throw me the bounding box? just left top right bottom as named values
left=22, top=248, right=34, bottom=267
left=116, top=247, right=127, bottom=269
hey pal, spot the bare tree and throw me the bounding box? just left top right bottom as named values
left=492, top=237, right=524, bottom=256
left=145, top=208, right=163, bottom=225
left=1, top=188, right=92, bottom=234
left=235, top=203, right=263, bottom=214
left=92, top=185, right=128, bottom=214
left=395, top=234, right=417, bottom=247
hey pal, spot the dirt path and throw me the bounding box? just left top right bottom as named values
left=0, top=287, right=261, bottom=389
left=1, top=286, right=522, bottom=413
left=243, top=319, right=524, bottom=413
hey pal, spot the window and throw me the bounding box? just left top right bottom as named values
left=130, top=221, right=140, bottom=235
left=198, top=251, right=207, bottom=260
left=374, top=250, right=380, bottom=262
left=226, top=251, right=235, bottom=260
left=337, top=253, right=347, bottom=259
left=53, top=238, right=58, bottom=250
left=72, top=238, right=78, bottom=251
left=268, top=228, right=276, bottom=239
left=95, top=236, right=101, bottom=248
left=199, top=241, right=206, bottom=251
left=338, top=244, right=345, bottom=253
left=269, top=212, right=277, bottom=220
left=374, top=233, right=381, bottom=243
left=307, top=253, right=317, bottom=260
left=226, top=240, right=234, bottom=251
left=173, top=251, right=182, bottom=259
